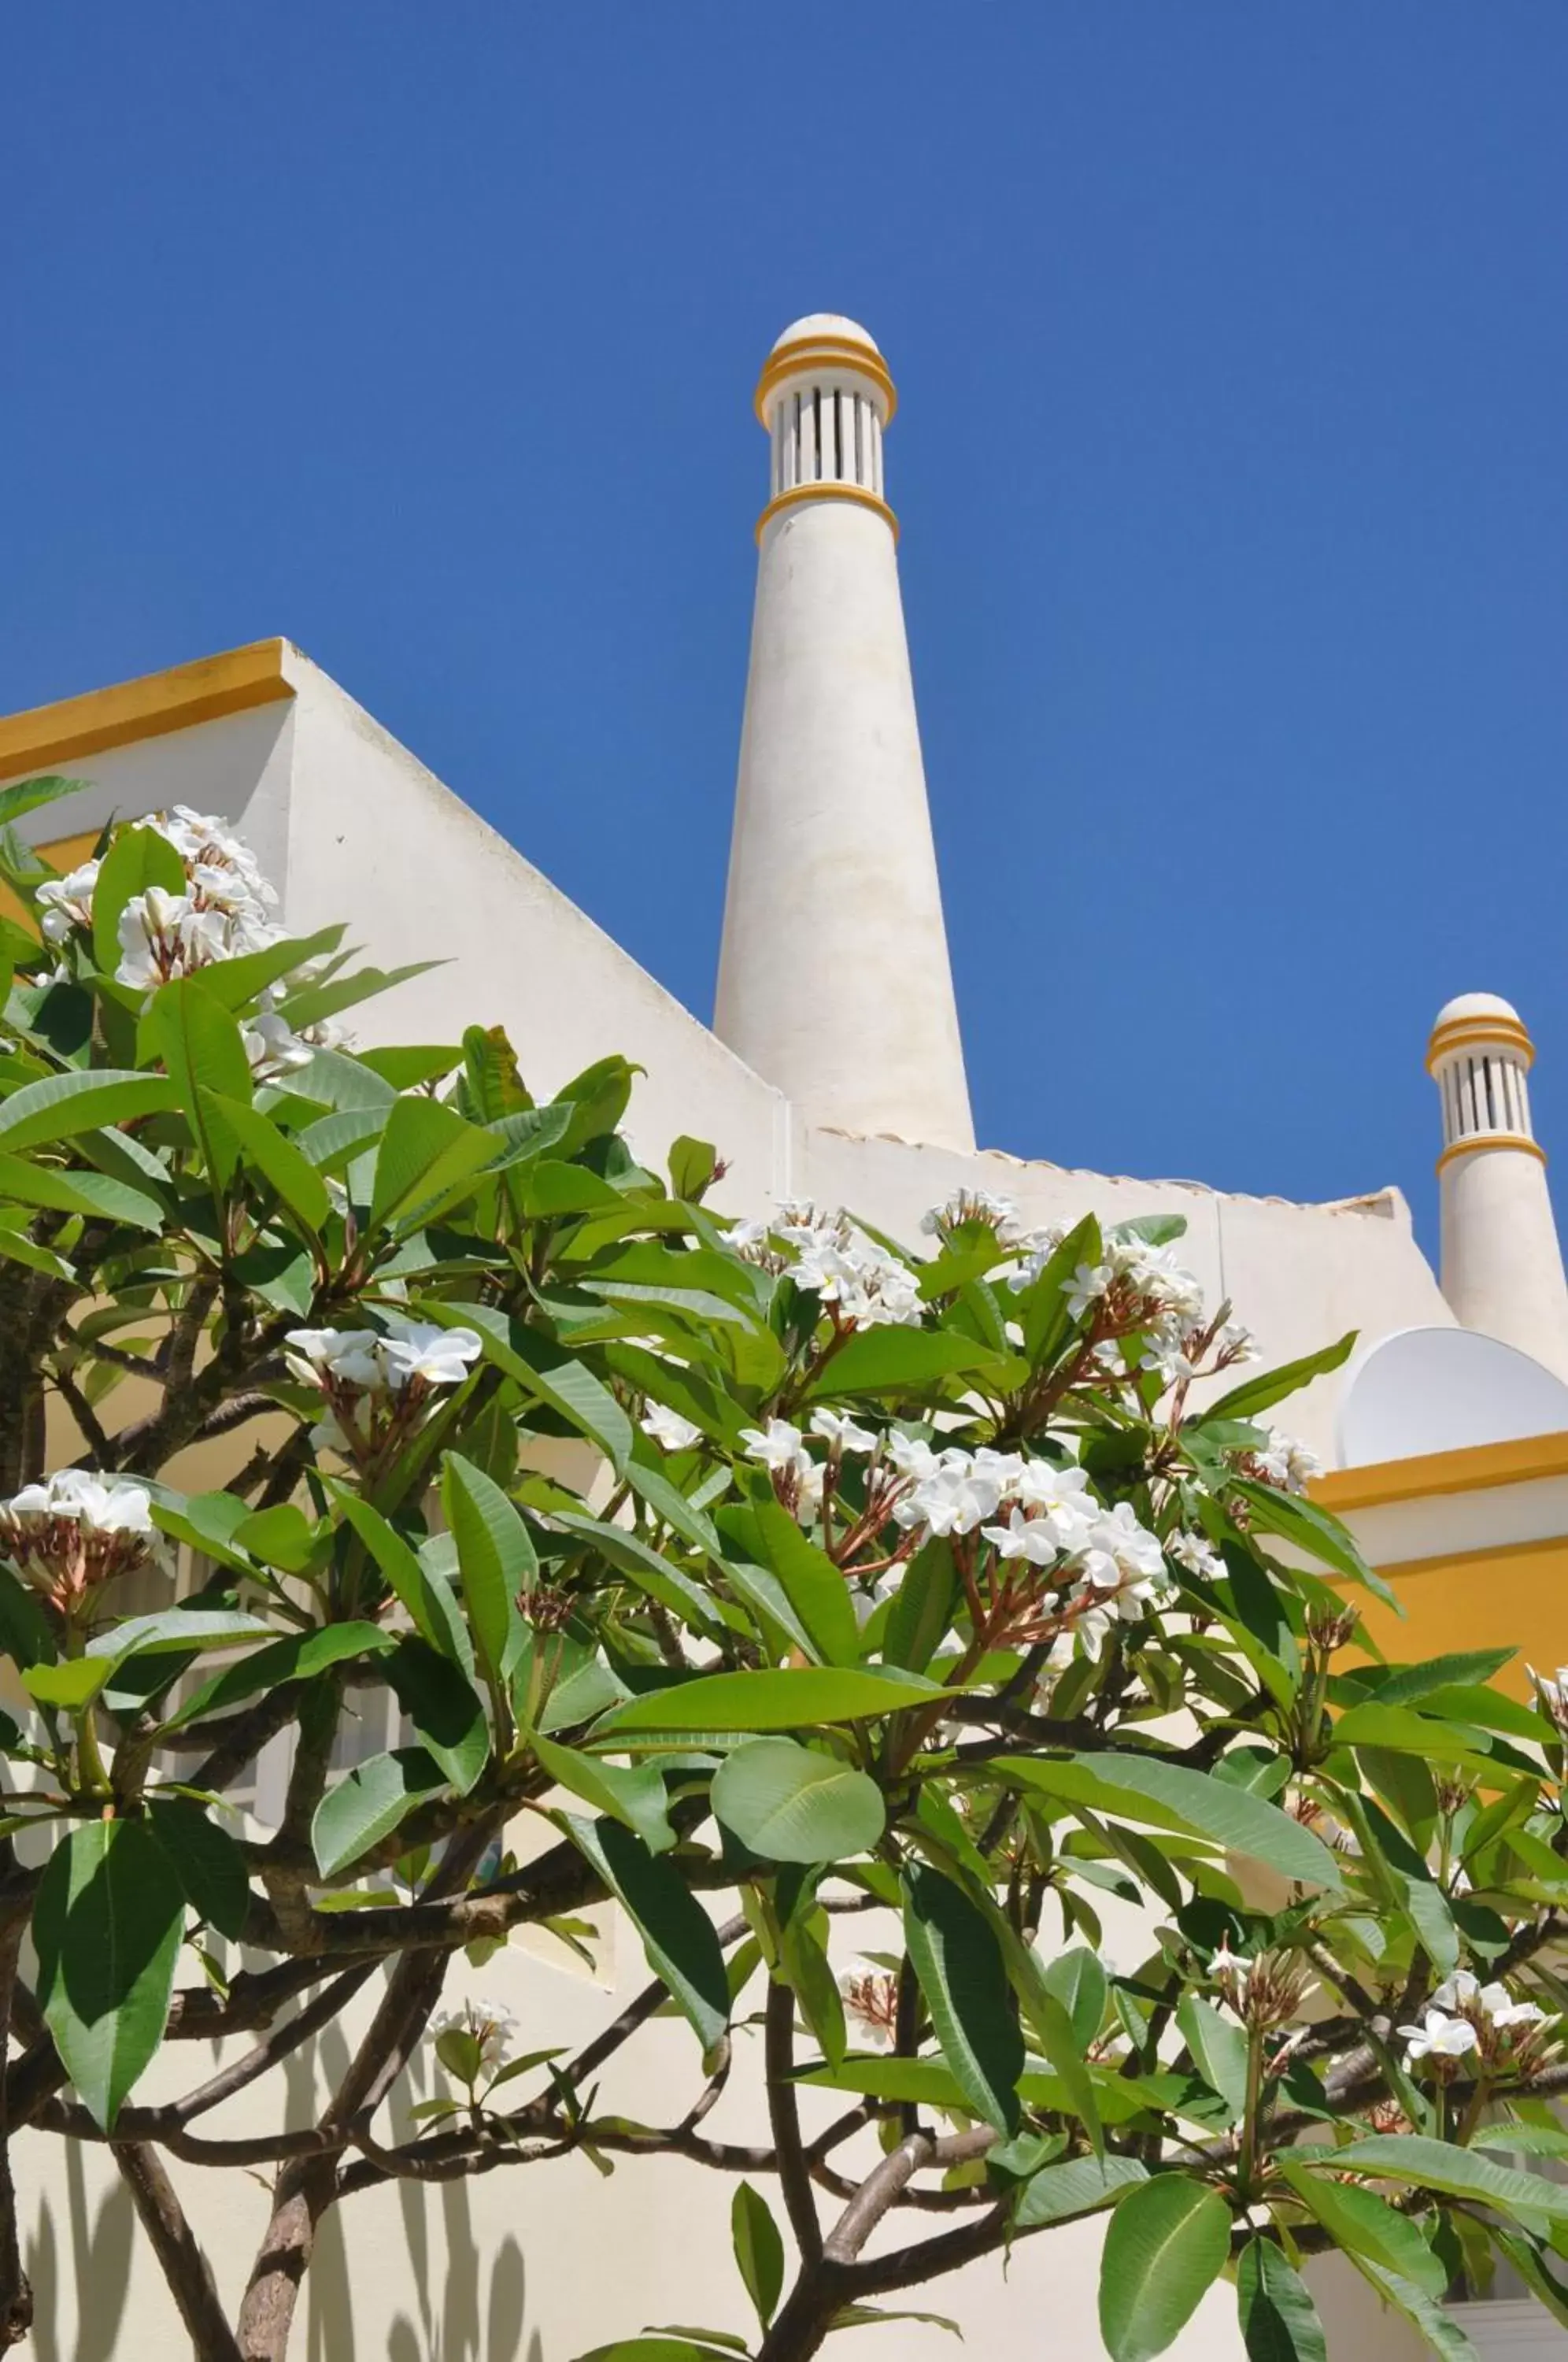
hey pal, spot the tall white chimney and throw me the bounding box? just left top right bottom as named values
left=714, top=316, right=974, bottom=1150
left=1429, top=991, right=1568, bottom=1379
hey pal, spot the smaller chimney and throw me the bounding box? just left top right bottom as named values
left=1429, top=992, right=1568, bottom=1380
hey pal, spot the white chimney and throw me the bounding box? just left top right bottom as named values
left=1429, top=991, right=1568, bottom=1379
left=714, top=316, right=974, bottom=1150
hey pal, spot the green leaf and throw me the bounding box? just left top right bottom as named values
left=0, top=1565, right=53, bottom=1668
left=902, top=1861, right=1023, bottom=2136
left=1237, top=2238, right=1327, bottom=2362
left=1204, top=1333, right=1356, bottom=1425
left=428, top=1299, right=631, bottom=1472
left=531, top=1731, right=675, bottom=1853
left=0, top=775, right=84, bottom=832
left=553, top=1509, right=721, bottom=1637
left=564, top=1816, right=729, bottom=2050
left=1175, top=1995, right=1251, bottom=2118
left=147, top=977, right=253, bottom=1182
left=778, top=1918, right=846, bottom=2068
left=804, top=1326, right=1004, bottom=1398
left=85, top=1607, right=275, bottom=1661
left=668, top=1136, right=717, bottom=1201
left=146, top=1798, right=251, bottom=1940
left=1098, top=2175, right=1232, bottom=2362
left=369, top=1097, right=497, bottom=1235
left=1349, top=2264, right=1479, bottom=2361
left=441, top=1452, right=535, bottom=1687
left=203, top=1092, right=331, bottom=1232
left=24, top=1659, right=109, bottom=1711
left=717, top=1500, right=859, bottom=1667
left=995, top=1753, right=1341, bottom=1891
left=712, top=1739, right=885, bottom=1864
left=1372, top=1649, right=1517, bottom=1706
left=0, top=1150, right=162, bottom=1231
left=187, top=925, right=346, bottom=1013
left=327, top=1488, right=450, bottom=1654
left=0, top=1068, right=179, bottom=1153
left=1230, top=1480, right=1392, bottom=1603
left=162, top=1622, right=395, bottom=1730
left=384, top=1636, right=490, bottom=1797
left=732, top=2181, right=785, bottom=2331
left=311, top=1746, right=448, bottom=1877
left=600, top=1664, right=947, bottom=1738
left=1325, top=2134, right=1568, bottom=2222
left=33, top=1820, right=187, bottom=2129
left=581, top=2334, right=741, bottom=2353
left=1015, top=2152, right=1149, bottom=2227
left=1041, top=1944, right=1108, bottom=2051
left=1275, top=2159, right=1446, bottom=2296
left=882, top=1538, right=956, bottom=1675
left=90, top=824, right=187, bottom=975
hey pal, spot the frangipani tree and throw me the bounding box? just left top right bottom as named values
left=0, top=779, right=1562, bottom=2361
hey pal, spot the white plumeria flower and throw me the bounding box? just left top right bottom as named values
left=886, top=1432, right=942, bottom=1483
left=7, top=1467, right=154, bottom=1538
left=850, top=1575, right=897, bottom=1630
left=1529, top=1664, right=1568, bottom=1730
left=35, top=861, right=101, bottom=945
left=808, top=1409, right=877, bottom=1455
left=838, top=1960, right=898, bottom=2049
left=116, top=887, right=229, bottom=989
left=1252, top=1430, right=1322, bottom=1496
left=1064, top=1263, right=1111, bottom=1320
left=376, top=1318, right=483, bottom=1390
left=1476, top=1981, right=1548, bottom=2032
left=739, top=1418, right=807, bottom=1474
left=1084, top=1502, right=1167, bottom=1585
left=1011, top=1460, right=1096, bottom=1546
left=0, top=1467, right=166, bottom=1608
left=1432, top=1971, right=1479, bottom=2010
left=640, top=1404, right=701, bottom=1453
left=283, top=1320, right=479, bottom=1397
left=982, top=1508, right=1067, bottom=1568
left=1399, top=2008, right=1480, bottom=2063
left=894, top=1450, right=1007, bottom=1538
left=919, top=1188, right=1023, bottom=1242
left=1170, top=1530, right=1224, bottom=1579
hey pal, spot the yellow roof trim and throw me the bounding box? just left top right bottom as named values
left=0, top=640, right=295, bottom=781
left=1313, top=1427, right=1568, bottom=1514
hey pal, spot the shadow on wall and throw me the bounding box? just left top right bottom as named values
left=24, top=2030, right=539, bottom=2361
left=24, top=2140, right=135, bottom=2362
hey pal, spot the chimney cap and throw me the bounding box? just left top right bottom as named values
left=1428, top=991, right=1535, bottom=1075
left=767, top=313, right=882, bottom=359
left=756, top=315, right=897, bottom=426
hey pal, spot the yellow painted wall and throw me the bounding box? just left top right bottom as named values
left=1348, top=1536, right=1568, bottom=1696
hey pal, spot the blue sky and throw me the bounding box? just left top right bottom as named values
left=6, top=7, right=1568, bottom=1251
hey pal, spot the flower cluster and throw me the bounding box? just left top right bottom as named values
left=1210, top=1938, right=1309, bottom=2032
left=1530, top=1663, right=1568, bottom=1738
left=738, top=1411, right=878, bottom=1520
left=1400, top=1972, right=1551, bottom=2070
left=285, top=1317, right=483, bottom=1459
left=838, top=1959, right=899, bottom=2049
left=430, top=2001, right=520, bottom=2093
left=640, top=1404, right=702, bottom=1453
left=919, top=1188, right=1027, bottom=1245
left=1233, top=1428, right=1322, bottom=1497
left=895, top=1440, right=1173, bottom=1659
left=729, top=1202, right=922, bottom=1328
left=37, top=807, right=347, bottom=1079
left=0, top=1468, right=165, bottom=1616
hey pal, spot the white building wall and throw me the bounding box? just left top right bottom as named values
left=0, top=663, right=1474, bottom=2359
